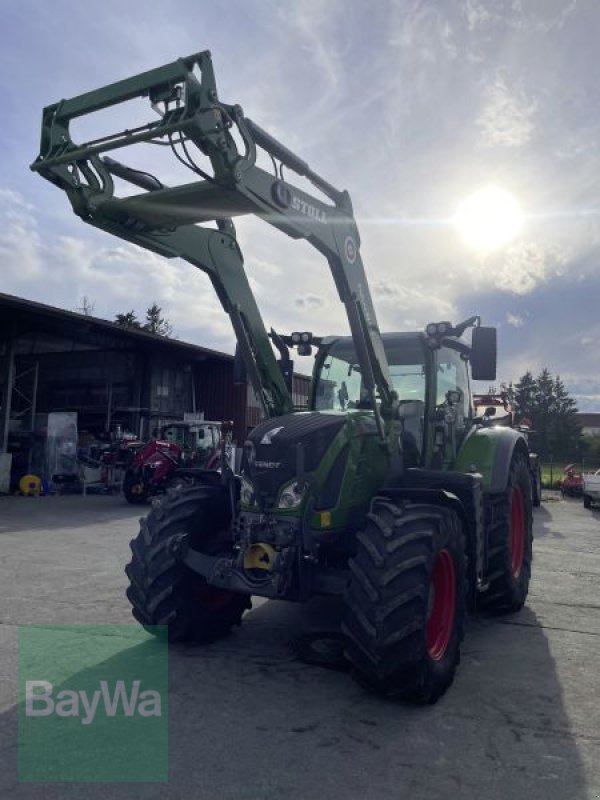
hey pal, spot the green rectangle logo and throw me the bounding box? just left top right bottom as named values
left=19, top=625, right=168, bottom=782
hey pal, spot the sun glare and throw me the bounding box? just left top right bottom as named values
left=453, top=186, right=524, bottom=251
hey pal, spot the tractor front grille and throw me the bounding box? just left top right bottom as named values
left=242, top=412, right=346, bottom=506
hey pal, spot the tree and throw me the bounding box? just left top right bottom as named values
left=512, top=368, right=582, bottom=461
left=114, top=310, right=142, bottom=328
left=513, top=371, right=536, bottom=422
left=582, top=434, right=600, bottom=468
left=143, top=303, right=173, bottom=337
left=549, top=375, right=580, bottom=460
left=114, top=304, right=174, bottom=336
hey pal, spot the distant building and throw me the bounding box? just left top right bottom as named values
left=0, top=292, right=311, bottom=473
left=576, top=413, right=600, bottom=437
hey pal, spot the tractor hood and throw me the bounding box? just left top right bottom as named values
left=242, top=412, right=347, bottom=505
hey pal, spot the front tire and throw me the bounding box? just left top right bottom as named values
left=343, top=499, right=466, bottom=704
left=123, top=469, right=149, bottom=504
left=584, top=494, right=592, bottom=509
left=125, top=486, right=251, bottom=642
left=165, top=472, right=196, bottom=492
left=480, top=456, right=533, bottom=613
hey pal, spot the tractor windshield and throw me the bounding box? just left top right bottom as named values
left=314, top=336, right=426, bottom=411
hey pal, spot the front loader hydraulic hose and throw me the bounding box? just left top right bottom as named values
left=245, top=118, right=345, bottom=206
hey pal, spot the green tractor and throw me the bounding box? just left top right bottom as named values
left=31, top=51, right=533, bottom=703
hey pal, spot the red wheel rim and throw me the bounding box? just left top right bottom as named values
left=197, top=582, right=233, bottom=611
left=426, top=549, right=457, bottom=660
left=510, top=486, right=526, bottom=577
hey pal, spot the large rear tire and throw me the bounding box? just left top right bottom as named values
left=532, top=463, right=542, bottom=508
left=480, top=456, right=533, bottom=613
left=125, top=486, right=251, bottom=642
left=343, top=499, right=466, bottom=704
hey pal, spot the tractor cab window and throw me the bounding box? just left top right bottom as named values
left=389, top=363, right=426, bottom=403
left=195, top=425, right=217, bottom=450
left=313, top=338, right=427, bottom=464
left=315, top=356, right=363, bottom=411
left=314, top=337, right=427, bottom=411
left=161, top=424, right=216, bottom=450
left=435, top=347, right=470, bottom=426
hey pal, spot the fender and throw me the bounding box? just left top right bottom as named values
left=454, top=426, right=530, bottom=493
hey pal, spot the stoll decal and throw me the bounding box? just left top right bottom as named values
left=291, top=196, right=327, bottom=223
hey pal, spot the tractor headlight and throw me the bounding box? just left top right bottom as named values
left=240, top=476, right=256, bottom=506
left=277, top=480, right=306, bottom=509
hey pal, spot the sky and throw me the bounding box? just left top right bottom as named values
left=1, top=0, right=599, bottom=409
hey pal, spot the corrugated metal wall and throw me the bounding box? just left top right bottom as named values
left=194, top=365, right=313, bottom=444
left=194, top=358, right=248, bottom=444
left=293, top=374, right=311, bottom=406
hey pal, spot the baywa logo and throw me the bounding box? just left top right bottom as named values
left=25, top=679, right=162, bottom=725
left=19, top=625, right=168, bottom=783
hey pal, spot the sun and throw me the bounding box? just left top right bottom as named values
left=453, top=186, right=524, bottom=251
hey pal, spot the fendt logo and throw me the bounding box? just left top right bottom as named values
left=260, top=426, right=284, bottom=445
left=271, top=180, right=327, bottom=223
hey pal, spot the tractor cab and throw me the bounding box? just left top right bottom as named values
left=312, top=331, right=474, bottom=468
left=160, top=421, right=221, bottom=467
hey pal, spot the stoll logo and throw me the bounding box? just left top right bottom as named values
left=25, top=679, right=162, bottom=725
left=271, top=180, right=327, bottom=223
left=290, top=195, right=327, bottom=223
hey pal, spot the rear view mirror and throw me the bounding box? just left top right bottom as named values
left=471, top=327, right=497, bottom=381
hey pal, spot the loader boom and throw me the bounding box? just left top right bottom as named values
left=31, top=50, right=397, bottom=447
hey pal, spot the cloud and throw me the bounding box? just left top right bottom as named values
left=295, top=294, right=326, bottom=309
left=513, top=0, right=578, bottom=34
left=506, top=312, right=525, bottom=327
left=490, top=240, right=567, bottom=294
left=389, top=1, right=458, bottom=62
left=463, top=0, right=491, bottom=31
left=0, top=186, right=235, bottom=348
left=477, top=76, right=537, bottom=147
left=371, top=280, right=455, bottom=327
left=275, top=1, right=341, bottom=93
left=463, top=0, right=578, bottom=35
left=561, top=377, right=600, bottom=413
left=0, top=190, right=44, bottom=280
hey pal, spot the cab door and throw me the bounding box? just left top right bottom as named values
left=433, top=345, right=472, bottom=468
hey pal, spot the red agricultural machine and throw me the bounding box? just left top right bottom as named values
left=122, top=421, right=222, bottom=503
left=559, top=464, right=584, bottom=497
left=473, top=391, right=542, bottom=506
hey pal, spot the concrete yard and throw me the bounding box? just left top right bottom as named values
left=0, top=492, right=599, bottom=799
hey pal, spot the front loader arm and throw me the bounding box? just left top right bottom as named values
left=30, top=50, right=397, bottom=445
